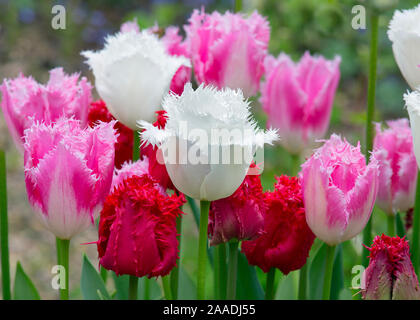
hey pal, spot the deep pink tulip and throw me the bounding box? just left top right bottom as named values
left=300, top=134, right=379, bottom=245
left=0, top=68, right=92, bottom=151
left=363, top=234, right=420, bottom=300
left=98, top=171, right=185, bottom=278
left=260, top=52, right=340, bottom=154
left=373, top=119, right=418, bottom=216
left=23, top=118, right=117, bottom=239
left=185, top=9, right=270, bottom=97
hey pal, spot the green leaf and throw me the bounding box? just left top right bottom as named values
left=396, top=212, right=406, bottom=238
left=236, top=251, right=264, bottom=300
left=13, top=261, right=41, bottom=300
left=112, top=273, right=129, bottom=300
left=330, top=244, right=344, bottom=300
left=178, top=266, right=196, bottom=299
left=309, top=243, right=327, bottom=299
left=138, top=278, right=162, bottom=300
left=81, top=254, right=110, bottom=300
left=275, top=272, right=298, bottom=299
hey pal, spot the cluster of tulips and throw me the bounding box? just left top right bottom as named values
left=2, top=3, right=420, bottom=301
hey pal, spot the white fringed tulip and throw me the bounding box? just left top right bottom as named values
left=405, top=91, right=420, bottom=168
left=139, top=83, right=278, bottom=201
left=388, top=5, right=420, bottom=90
left=82, top=31, right=190, bottom=129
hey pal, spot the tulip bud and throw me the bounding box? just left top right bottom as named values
left=139, top=84, right=278, bottom=201
left=363, top=234, right=420, bottom=300
left=242, top=176, right=315, bottom=274
left=388, top=4, right=420, bottom=90
left=23, top=118, right=117, bottom=239
left=185, top=9, right=270, bottom=97
left=208, top=164, right=265, bottom=246
left=300, top=134, right=379, bottom=245
left=88, top=100, right=133, bottom=169
left=260, top=52, right=340, bottom=155
left=0, top=68, right=91, bottom=151
left=82, top=31, right=190, bottom=129
left=373, top=119, right=417, bottom=215
left=97, top=165, right=185, bottom=278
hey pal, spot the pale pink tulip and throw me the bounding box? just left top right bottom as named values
left=260, top=52, right=340, bottom=154
left=373, top=119, right=417, bottom=216
left=23, top=118, right=117, bottom=239
left=185, top=9, right=270, bottom=97
left=0, top=68, right=91, bottom=151
left=300, top=134, right=379, bottom=245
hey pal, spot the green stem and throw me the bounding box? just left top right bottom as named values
left=265, top=268, right=276, bottom=300
left=170, top=215, right=183, bottom=299
left=187, top=196, right=200, bottom=228
left=298, top=263, right=308, bottom=300
left=128, top=276, right=138, bottom=300
left=215, top=243, right=227, bottom=300
left=387, top=214, right=396, bottom=236
left=162, top=276, right=172, bottom=300
left=144, top=278, right=150, bottom=300
left=412, top=170, right=420, bottom=276
left=56, top=238, right=70, bottom=300
left=197, top=200, right=210, bottom=300
left=133, top=131, right=140, bottom=161
left=234, top=0, right=242, bottom=12
left=226, top=241, right=239, bottom=300
left=128, top=131, right=141, bottom=300
left=0, top=150, right=10, bottom=300
left=322, top=245, right=336, bottom=300
left=362, top=12, right=379, bottom=268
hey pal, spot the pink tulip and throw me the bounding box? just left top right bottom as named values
left=185, top=9, right=270, bottom=97
left=23, top=118, right=117, bottom=239
left=373, top=119, right=418, bottom=216
left=0, top=68, right=92, bottom=151
left=300, top=134, right=379, bottom=245
left=260, top=52, right=340, bottom=154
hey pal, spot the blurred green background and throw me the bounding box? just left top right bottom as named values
left=0, top=0, right=418, bottom=299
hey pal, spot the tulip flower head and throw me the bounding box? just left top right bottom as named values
left=82, top=30, right=190, bottom=129
left=242, top=176, right=315, bottom=274
left=300, top=134, right=379, bottom=245
left=405, top=91, right=420, bottom=168
left=260, top=52, right=341, bottom=155
left=23, top=118, right=117, bottom=239
left=363, top=234, right=420, bottom=300
left=97, top=164, right=185, bottom=278
left=88, top=100, right=133, bottom=169
left=120, top=21, right=191, bottom=96
left=388, top=4, right=420, bottom=90
left=185, top=9, right=270, bottom=97
left=208, top=164, right=265, bottom=246
left=0, top=68, right=91, bottom=151
left=139, top=84, right=278, bottom=201
left=373, top=119, right=417, bottom=216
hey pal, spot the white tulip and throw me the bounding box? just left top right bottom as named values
left=139, top=83, right=278, bottom=201
left=82, top=31, right=190, bottom=130
left=388, top=4, right=420, bottom=90
left=405, top=90, right=420, bottom=168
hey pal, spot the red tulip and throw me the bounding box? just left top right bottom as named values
left=97, top=173, right=185, bottom=278
left=242, top=176, right=315, bottom=274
